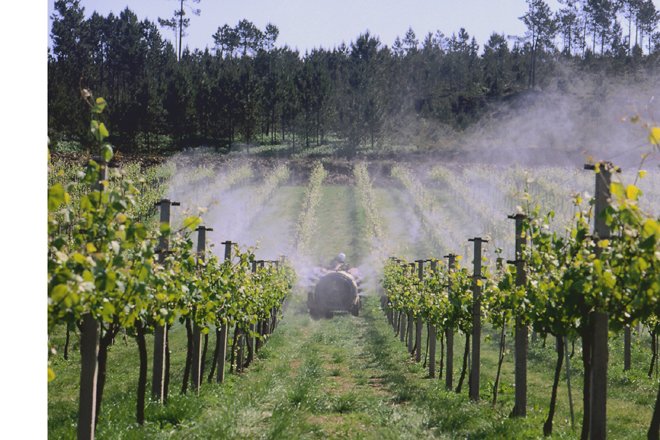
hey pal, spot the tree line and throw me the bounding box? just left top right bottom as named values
left=49, top=0, right=660, bottom=156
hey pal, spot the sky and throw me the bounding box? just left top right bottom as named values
left=45, top=0, right=573, bottom=54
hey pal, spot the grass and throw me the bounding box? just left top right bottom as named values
left=49, top=296, right=657, bottom=439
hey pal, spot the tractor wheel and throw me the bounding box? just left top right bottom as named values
left=350, top=304, right=360, bottom=317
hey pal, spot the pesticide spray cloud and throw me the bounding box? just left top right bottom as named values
left=158, top=68, right=660, bottom=300
left=458, top=68, right=660, bottom=168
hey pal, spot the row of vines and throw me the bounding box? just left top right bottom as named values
left=294, top=161, right=327, bottom=257
left=382, top=159, right=659, bottom=438
left=48, top=96, right=297, bottom=439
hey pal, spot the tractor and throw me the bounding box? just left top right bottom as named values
left=307, top=254, right=363, bottom=319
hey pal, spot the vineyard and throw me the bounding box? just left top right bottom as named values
left=48, top=102, right=660, bottom=439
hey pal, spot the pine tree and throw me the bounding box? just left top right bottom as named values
left=158, top=0, right=201, bottom=61
left=520, top=0, right=558, bottom=87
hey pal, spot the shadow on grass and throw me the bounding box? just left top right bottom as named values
left=359, top=299, right=547, bottom=439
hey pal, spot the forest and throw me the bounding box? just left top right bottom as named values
left=49, top=0, right=660, bottom=156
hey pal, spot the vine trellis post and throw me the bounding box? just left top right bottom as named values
left=407, top=263, right=415, bottom=354
left=469, top=237, right=487, bottom=402
left=444, top=253, right=456, bottom=391
left=152, top=199, right=179, bottom=403
left=584, top=161, right=616, bottom=440
left=192, top=225, right=212, bottom=394
left=414, top=260, right=425, bottom=363
left=508, top=213, right=528, bottom=418
left=216, top=240, right=232, bottom=383
left=428, top=260, right=438, bottom=378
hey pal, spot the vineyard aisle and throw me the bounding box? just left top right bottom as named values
left=173, top=297, right=455, bottom=439
left=310, top=185, right=362, bottom=264
left=246, top=185, right=306, bottom=259
left=373, top=184, right=434, bottom=259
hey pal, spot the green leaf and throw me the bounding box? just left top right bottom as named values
left=82, top=270, right=94, bottom=282
left=98, top=123, right=109, bottom=142
left=649, top=127, right=660, bottom=145
left=182, top=216, right=202, bottom=231
left=51, top=284, right=68, bottom=302
left=91, top=120, right=109, bottom=143
left=101, top=302, right=116, bottom=321
left=101, top=144, right=113, bottom=163
left=597, top=239, right=610, bottom=248
left=642, top=219, right=659, bottom=240
left=48, top=184, right=66, bottom=211
left=625, top=184, right=641, bottom=201
left=92, top=97, right=107, bottom=114
left=602, top=271, right=616, bottom=289
left=610, top=182, right=624, bottom=200
left=134, top=224, right=148, bottom=240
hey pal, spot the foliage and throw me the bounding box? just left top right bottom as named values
left=382, top=158, right=660, bottom=436
left=49, top=2, right=660, bottom=154
left=294, top=162, right=327, bottom=256
left=47, top=97, right=296, bottom=432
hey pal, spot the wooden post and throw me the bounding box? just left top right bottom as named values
left=262, top=259, right=271, bottom=338
left=399, top=264, right=406, bottom=343
left=77, top=314, right=99, bottom=440
left=508, top=214, right=528, bottom=418
left=407, top=311, right=414, bottom=354
left=387, top=257, right=397, bottom=332
left=590, top=311, right=608, bottom=439
left=192, top=226, right=212, bottom=394
left=152, top=199, right=179, bottom=402
left=262, top=316, right=270, bottom=338
left=222, top=240, right=233, bottom=261
left=585, top=162, right=615, bottom=439
left=469, top=238, right=487, bottom=401
left=247, top=261, right=258, bottom=367
left=407, top=263, right=414, bottom=354
left=429, top=260, right=438, bottom=378
left=237, top=328, right=245, bottom=373
left=565, top=336, right=575, bottom=429
left=414, top=260, right=425, bottom=363
left=216, top=325, right=228, bottom=383
left=255, top=321, right=263, bottom=352
left=216, top=240, right=233, bottom=383
left=445, top=254, right=456, bottom=391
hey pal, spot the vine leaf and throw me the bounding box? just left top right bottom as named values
left=182, top=216, right=202, bottom=231
left=48, top=184, right=66, bottom=211
left=649, top=127, right=660, bottom=145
